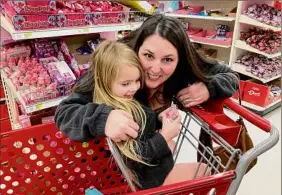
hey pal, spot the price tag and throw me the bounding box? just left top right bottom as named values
left=82, top=28, right=89, bottom=33
left=35, top=104, right=43, bottom=110
left=24, top=32, right=33, bottom=38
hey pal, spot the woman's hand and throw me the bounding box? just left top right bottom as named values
left=159, top=110, right=181, bottom=142
left=105, top=110, right=139, bottom=142
left=177, top=82, right=210, bottom=108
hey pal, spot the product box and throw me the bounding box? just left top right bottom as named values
left=5, top=0, right=56, bottom=14
left=241, top=79, right=281, bottom=107
left=5, top=10, right=57, bottom=31
left=232, top=80, right=246, bottom=100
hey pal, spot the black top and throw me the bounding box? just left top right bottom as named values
left=54, top=91, right=173, bottom=189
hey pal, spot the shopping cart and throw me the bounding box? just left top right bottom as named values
left=0, top=98, right=279, bottom=195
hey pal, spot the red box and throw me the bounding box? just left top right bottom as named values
left=5, top=0, right=56, bottom=14
left=232, top=80, right=246, bottom=100
left=242, top=81, right=281, bottom=107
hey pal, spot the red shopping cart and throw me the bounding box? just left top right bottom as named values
left=0, top=98, right=279, bottom=195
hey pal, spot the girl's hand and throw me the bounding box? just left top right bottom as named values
left=159, top=110, right=181, bottom=142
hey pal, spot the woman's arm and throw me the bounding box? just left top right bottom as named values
left=204, top=63, right=239, bottom=99
left=55, top=92, right=113, bottom=141
left=177, top=64, right=239, bottom=107
left=55, top=92, right=139, bottom=142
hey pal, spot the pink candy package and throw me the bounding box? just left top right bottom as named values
left=18, top=115, right=31, bottom=128
left=41, top=115, right=55, bottom=124
left=1, top=44, right=31, bottom=61
left=5, top=0, right=56, bottom=14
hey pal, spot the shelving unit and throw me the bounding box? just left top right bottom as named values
left=189, top=37, right=232, bottom=48
left=0, top=13, right=143, bottom=130
left=1, top=15, right=142, bottom=41
left=234, top=40, right=281, bottom=58
left=229, top=1, right=281, bottom=115
left=165, top=13, right=235, bottom=21
left=232, top=63, right=281, bottom=83
left=238, top=14, right=281, bottom=32
left=167, top=1, right=238, bottom=64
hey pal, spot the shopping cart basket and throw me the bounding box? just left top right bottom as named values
left=0, top=98, right=279, bottom=195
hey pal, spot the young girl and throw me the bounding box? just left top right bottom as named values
left=91, top=40, right=181, bottom=189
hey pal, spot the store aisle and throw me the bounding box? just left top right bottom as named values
left=236, top=107, right=281, bottom=195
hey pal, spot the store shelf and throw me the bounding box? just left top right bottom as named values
left=239, top=15, right=281, bottom=32
left=231, top=98, right=281, bottom=116
left=190, top=38, right=232, bottom=48
left=165, top=13, right=235, bottom=21
left=1, top=71, right=68, bottom=114
left=1, top=15, right=142, bottom=41
left=235, top=40, right=281, bottom=58
left=232, top=63, right=281, bottom=83
left=1, top=27, right=14, bottom=45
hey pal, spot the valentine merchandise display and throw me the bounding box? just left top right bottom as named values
left=3, top=1, right=131, bottom=31
left=236, top=53, right=281, bottom=79
left=1, top=56, right=61, bottom=105
left=243, top=4, right=281, bottom=28
left=55, top=1, right=125, bottom=27
left=240, top=28, right=281, bottom=54
left=1, top=43, right=31, bottom=62
left=32, top=39, right=81, bottom=78
left=75, top=38, right=102, bottom=55
left=0, top=40, right=78, bottom=108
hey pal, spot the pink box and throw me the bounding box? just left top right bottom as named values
left=56, top=13, right=90, bottom=28
left=5, top=0, right=56, bottom=14
left=187, top=27, right=203, bottom=35
left=6, top=14, right=57, bottom=31
left=5, top=6, right=57, bottom=31
left=189, top=30, right=233, bottom=46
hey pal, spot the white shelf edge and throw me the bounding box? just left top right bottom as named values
left=239, top=15, right=281, bottom=32
left=1, top=71, right=68, bottom=114
left=231, top=98, right=281, bottom=112
left=165, top=13, right=235, bottom=21
left=190, top=38, right=231, bottom=48
left=232, top=63, right=281, bottom=83
left=1, top=15, right=142, bottom=40
left=235, top=40, right=281, bottom=58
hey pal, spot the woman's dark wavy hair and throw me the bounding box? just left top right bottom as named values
left=73, top=14, right=215, bottom=102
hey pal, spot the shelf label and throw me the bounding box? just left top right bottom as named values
left=82, top=28, right=89, bottom=32
left=24, top=32, right=33, bottom=38
left=35, top=104, right=43, bottom=110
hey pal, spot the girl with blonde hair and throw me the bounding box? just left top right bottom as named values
left=90, top=40, right=181, bottom=189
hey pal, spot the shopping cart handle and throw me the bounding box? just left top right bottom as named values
left=224, top=98, right=271, bottom=132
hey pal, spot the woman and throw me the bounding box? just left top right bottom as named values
left=55, top=14, right=239, bottom=143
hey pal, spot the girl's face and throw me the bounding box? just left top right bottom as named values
left=111, top=65, right=141, bottom=99
left=138, top=34, right=178, bottom=90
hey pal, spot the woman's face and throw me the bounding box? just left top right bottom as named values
left=138, top=34, right=179, bottom=90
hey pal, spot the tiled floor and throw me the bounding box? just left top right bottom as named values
left=176, top=107, right=281, bottom=195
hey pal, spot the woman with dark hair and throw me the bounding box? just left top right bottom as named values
left=55, top=14, right=238, bottom=142
left=54, top=15, right=238, bottom=185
